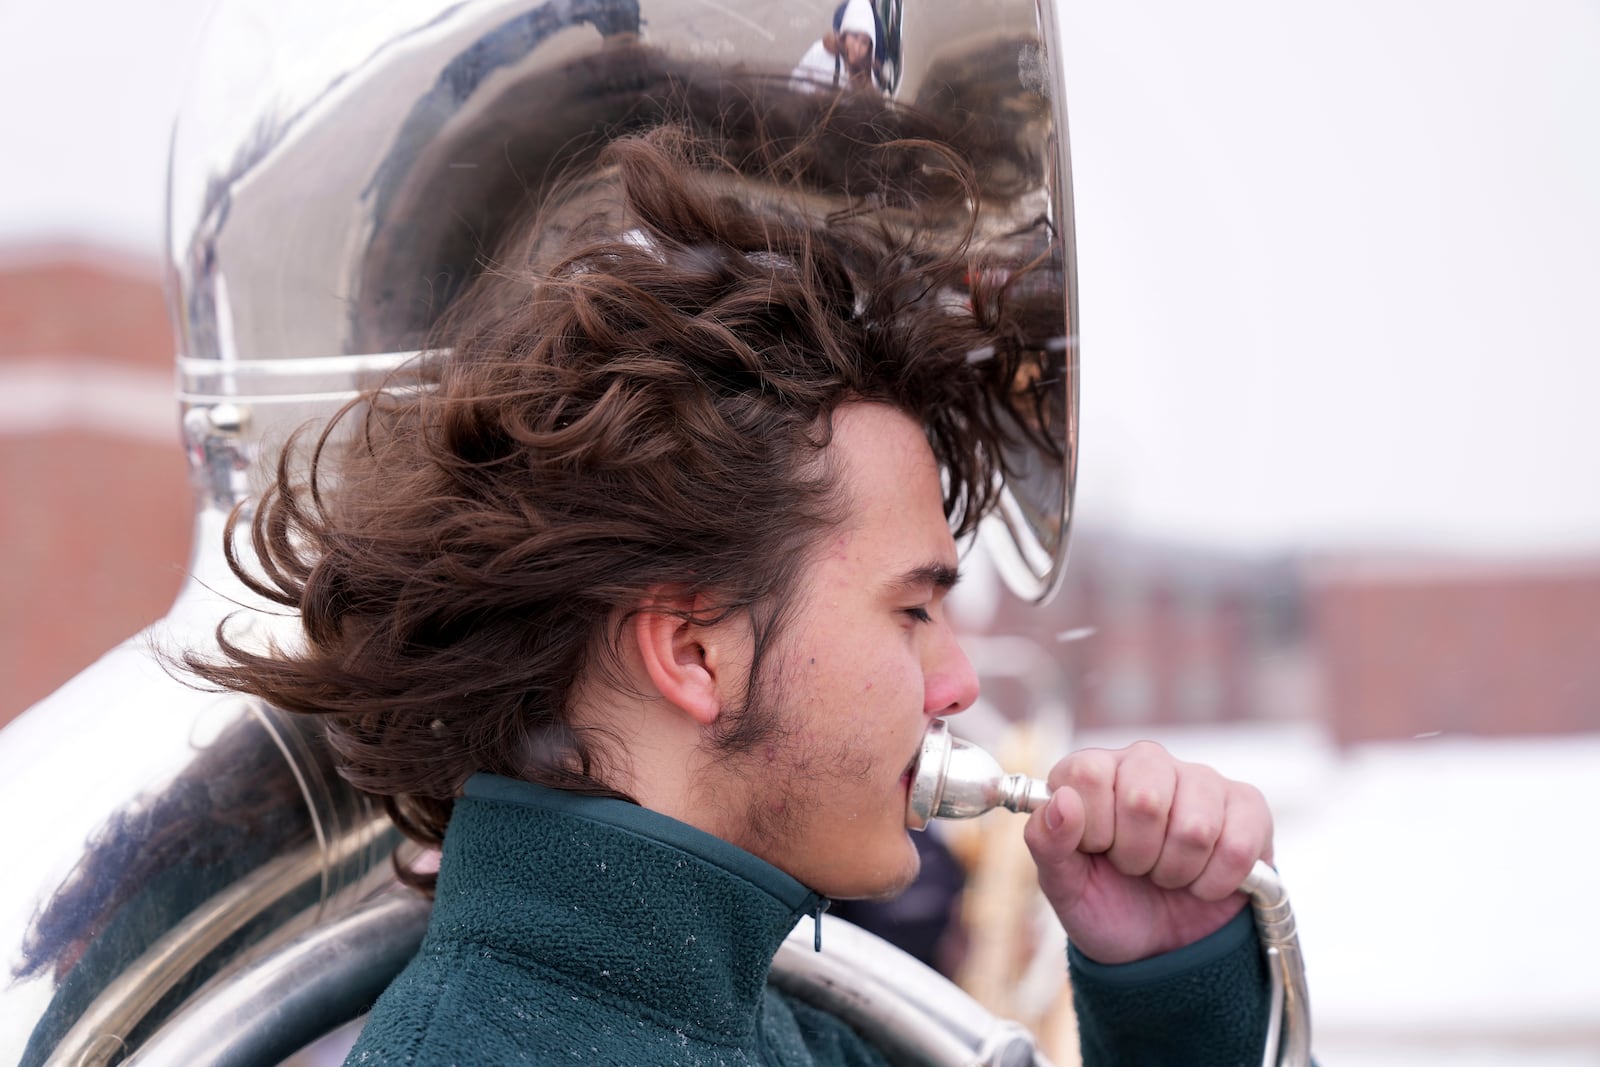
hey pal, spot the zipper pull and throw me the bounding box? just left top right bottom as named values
left=812, top=898, right=830, bottom=952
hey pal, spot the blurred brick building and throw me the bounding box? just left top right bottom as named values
left=1306, top=556, right=1600, bottom=742
left=982, top=532, right=1321, bottom=733
left=0, top=248, right=191, bottom=727
left=980, top=533, right=1600, bottom=744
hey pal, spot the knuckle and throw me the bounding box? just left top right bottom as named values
left=1230, top=783, right=1275, bottom=838
left=1213, top=832, right=1260, bottom=871
left=1060, top=749, right=1115, bottom=792
left=1126, top=738, right=1169, bottom=762
left=1172, top=816, right=1220, bottom=851
left=1185, top=762, right=1225, bottom=790
left=1232, top=780, right=1269, bottom=812
left=1122, top=786, right=1167, bottom=821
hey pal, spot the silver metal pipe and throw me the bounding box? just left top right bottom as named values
left=774, top=916, right=1055, bottom=1067
left=907, top=719, right=1313, bottom=1067
left=45, top=817, right=395, bottom=1067
left=123, top=888, right=431, bottom=1067
left=110, top=882, right=1054, bottom=1067
left=1238, top=864, right=1313, bottom=1067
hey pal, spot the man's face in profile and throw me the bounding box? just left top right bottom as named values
left=709, top=402, right=978, bottom=901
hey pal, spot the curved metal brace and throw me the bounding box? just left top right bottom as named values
left=773, top=915, right=1055, bottom=1067
left=1239, top=863, right=1313, bottom=1067
left=122, top=889, right=431, bottom=1067
left=122, top=886, right=1053, bottom=1067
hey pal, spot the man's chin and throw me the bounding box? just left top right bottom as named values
left=831, top=838, right=923, bottom=903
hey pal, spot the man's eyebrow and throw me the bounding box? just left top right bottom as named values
left=885, top=562, right=962, bottom=594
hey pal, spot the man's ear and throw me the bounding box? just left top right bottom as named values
left=632, top=594, right=736, bottom=727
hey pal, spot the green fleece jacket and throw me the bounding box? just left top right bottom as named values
left=345, top=775, right=1269, bottom=1065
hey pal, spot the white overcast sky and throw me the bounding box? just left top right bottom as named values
left=2, top=0, right=1597, bottom=555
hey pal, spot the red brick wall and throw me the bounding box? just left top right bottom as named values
left=1308, top=559, right=1600, bottom=743
left=0, top=250, right=192, bottom=727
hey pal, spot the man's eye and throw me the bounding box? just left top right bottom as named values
left=902, top=606, right=933, bottom=624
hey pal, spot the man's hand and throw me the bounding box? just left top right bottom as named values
left=1022, top=741, right=1273, bottom=965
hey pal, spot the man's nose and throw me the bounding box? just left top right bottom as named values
left=924, top=634, right=979, bottom=718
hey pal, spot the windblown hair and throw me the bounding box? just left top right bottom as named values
left=186, top=125, right=1047, bottom=878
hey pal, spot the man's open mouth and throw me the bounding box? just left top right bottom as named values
left=898, top=746, right=922, bottom=789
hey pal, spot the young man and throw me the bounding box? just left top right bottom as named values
left=190, top=128, right=1275, bottom=1064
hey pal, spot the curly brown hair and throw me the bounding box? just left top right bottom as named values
left=186, top=123, right=1055, bottom=877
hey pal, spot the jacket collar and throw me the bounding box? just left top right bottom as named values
left=428, top=774, right=823, bottom=1041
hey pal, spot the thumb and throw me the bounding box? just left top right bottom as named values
left=1024, top=787, right=1093, bottom=913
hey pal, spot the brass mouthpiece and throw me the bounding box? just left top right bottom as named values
left=906, top=718, right=1051, bottom=830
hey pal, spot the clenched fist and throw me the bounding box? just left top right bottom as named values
left=1024, top=740, right=1274, bottom=964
